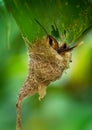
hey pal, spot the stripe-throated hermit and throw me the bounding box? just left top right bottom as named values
left=16, top=20, right=82, bottom=130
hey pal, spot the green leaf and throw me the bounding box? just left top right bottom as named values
left=4, top=0, right=92, bottom=44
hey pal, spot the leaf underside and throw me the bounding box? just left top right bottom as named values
left=4, top=0, right=92, bottom=44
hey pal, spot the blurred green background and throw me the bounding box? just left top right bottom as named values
left=0, top=0, right=92, bottom=130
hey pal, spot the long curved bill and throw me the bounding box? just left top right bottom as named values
left=66, top=41, right=84, bottom=51
left=57, top=41, right=84, bottom=54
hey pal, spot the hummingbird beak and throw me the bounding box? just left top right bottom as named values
left=67, top=41, right=84, bottom=51
left=57, top=41, right=84, bottom=54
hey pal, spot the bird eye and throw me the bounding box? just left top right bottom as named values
left=63, top=43, right=67, bottom=49
left=57, top=43, right=69, bottom=54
